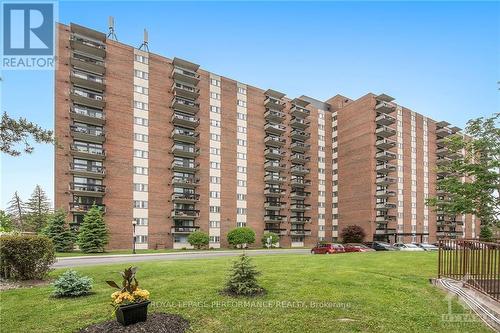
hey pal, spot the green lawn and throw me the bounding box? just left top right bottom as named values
left=0, top=252, right=491, bottom=333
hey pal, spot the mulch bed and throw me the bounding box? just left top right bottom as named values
left=78, top=313, right=189, bottom=333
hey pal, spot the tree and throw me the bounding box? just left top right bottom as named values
left=76, top=205, right=108, bottom=253
left=222, top=254, right=265, bottom=296
left=187, top=230, right=209, bottom=249
left=42, top=210, right=75, bottom=252
left=0, top=210, right=14, bottom=232
left=227, top=227, right=256, bottom=248
left=0, top=112, right=54, bottom=156
left=340, top=225, right=366, bottom=243
left=426, top=113, right=500, bottom=228
left=25, top=185, right=51, bottom=232
left=6, top=191, right=26, bottom=231
left=261, top=232, right=279, bottom=248
left=479, top=225, right=494, bottom=242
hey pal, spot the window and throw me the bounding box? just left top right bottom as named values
left=210, top=92, right=220, bottom=100
left=237, top=194, right=246, bottom=200
left=210, top=148, right=220, bottom=155
left=210, top=119, right=221, bottom=127
left=134, top=54, right=148, bottom=64
left=237, top=166, right=247, bottom=173
left=237, top=112, right=247, bottom=120
left=237, top=139, right=247, bottom=146
left=134, top=85, right=148, bottom=95
left=134, top=149, right=148, bottom=159
left=133, top=183, right=148, bottom=192
left=210, top=133, right=220, bottom=141
left=209, top=221, right=220, bottom=228
left=210, top=176, right=220, bottom=184
left=209, top=206, right=220, bottom=213
left=133, top=200, right=148, bottom=209
left=134, top=101, right=149, bottom=111
left=237, top=208, right=247, bottom=215
left=210, top=191, right=220, bottom=198
left=238, top=87, right=246, bottom=95
left=237, top=126, right=247, bottom=133
left=136, top=235, right=148, bottom=243
left=210, top=162, right=220, bottom=169
left=237, top=180, right=247, bottom=187
left=209, top=236, right=220, bottom=243
left=134, top=133, right=148, bottom=142
left=237, top=100, right=246, bottom=107
left=210, top=78, right=220, bottom=86
left=134, top=166, right=148, bottom=175
left=319, top=191, right=326, bottom=197
left=134, top=117, right=148, bottom=126
left=210, top=106, right=221, bottom=113
left=133, top=218, right=148, bottom=226
left=237, top=153, right=247, bottom=160
left=134, top=70, right=148, bottom=80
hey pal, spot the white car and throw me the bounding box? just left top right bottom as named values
left=416, top=243, right=439, bottom=251
left=392, top=243, right=424, bottom=251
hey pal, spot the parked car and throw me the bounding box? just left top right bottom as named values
left=392, top=243, right=425, bottom=251
left=311, top=243, right=345, bottom=254
left=416, top=243, right=439, bottom=251
left=343, top=243, right=376, bottom=253
left=363, top=241, right=397, bottom=251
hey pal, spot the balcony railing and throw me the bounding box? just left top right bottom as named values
left=290, top=166, right=310, bottom=175
left=171, top=67, right=200, bottom=85
left=375, top=151, right=397, bottom=161
left=264, top=97, right=285, bottom=110
left=171, top=128, right=199, bottom=143
left=171, top=177, right=199, bottom=187
left=375, top=126, right=396, bottom=137
left=70, top=182, right=105, bottom=194
left=171, top=193, right=200, bottom=202
left=290, top=229, right=312, bottom=236
left=172, top=97, right=200, bottom=114
left=171, top=82, right=200, bottom=100
left=171, top=160, right=199, bottom=172
left=290, top=142, right=311, bottom=153
left=290, top=105, right=310, bottom=117
left=264, top=109, right=285, bottom=122
left=70, top=125, right=105, bottom=143
left=171, top=145, right=200, bottom=157
left=171, top=226, right=200, bottom=234
left=290, top=216, right=311, bottom=223
left=264, top=148, right=285, bottom=159
left=264, top=123, right=287, bottom=135
left=171, top=209, right=200, bottom=219
left=375, top=114, right=396, bottom=125
left=290, top=154, right=310, bottom=164
left=70, top=105, right=105, bottom=126
left=375, top=101, right=396, bottom=114
left=264, top=136, right=286, bottom=147
left=375, top=138, right=396, bottom=149
left=70, top=163, right=105, bottom=176
left=264, top=161, right=286, bottom=171
left=290, top=130, right=310, bottom=141
left=290, top=117, right=310, bottom=129
left=376, top=163, right=397, bottom=173
left=375, top=202, right=397, bottom=210
left=69, top=202, right=106, bottom=213
left=70, top=144, right=105, bottom=159
left=171, top=113, right=199, bottom=129
left=376, top=176, right=397, bottom=186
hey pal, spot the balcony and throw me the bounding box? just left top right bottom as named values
left=376, top=176, right=397, bottom=186
left=70, top=35, right=106, bottom=58
left=375, top=202, right=397, bottom=210
left=290, top=117, right=310, bottom=130
left=264, top=174, right=286, bottom=184
left=171, top=58, right=200, bottom=85
left=69, top=163, right=105, bottom=179
left=171, top=176, right=199, bottom=188
left=436, top=127, right=452, bottom=138
left=375, top=138, right=396, bottom=149
left=291, top=166, right=310, bottom=176
left=171, top=97, right=200, bottom=115
left=70, top=125, right=105, bottom=144
left=264, top=97, right=285, bottom=110
left=171, top=144, right=200, bottom=158
left=264, top=148, right=285, bottom=159
left=290, top=154, right=310, bottom=164
left=69, top=202, right=106, bottom=214
left=264, top=123, right=286, bottom=135
left=264, top=228, right=287, bottom=236
left=290, top=130, right=310, bottom=141
left=375, top=114, right=396, bottom=126
left=70, top=54, right=105, bottom=75
left=375, top=151, right=397, bottom=162
left=264, top=161, right=286, bottom=172
left=436, top=157, right=452, bottom=166
left=264, top=215, right=286, bottom=223
left=69, top=183, right=105, bottom=197
left=375, top=101, right=396, bottom=114
left=264, top=202, right=284, bottom=210
left=171, top=226, right=200, bottom=234
left=436, top=147, right=450, bottom=157
left=290, top=216, right=311, bottom=223
left=290, top=178, right=311, bottom=187
left=171, top=128, right=199, bottom=143
left=264, top=136, right=286, bottom=147
left=70, top=89, right=105, bottom=109
left=375, top=126, right=396, bottom=138
left=170, top=209, right=200, bottom=219
left=290, top=190, right=310, bottom=200
left=264, top=187, right=285, bottom=197
left=290, top=204, right=311, bottom=212
left=171, top=193, right=200, bottom=203
left=70, top=106, right=105, bottom=126
left=171, top=160, right=199, bottom=173
left=70, top=72, right=105, bottom=92
left=171, top=113, right=199, bottom=129
left=70, top=144, right=105, bottom=160
left=376, top=163, right=397, bottom=173
left=290, top=105, right=310, bottom=118
left=264, top=109, right=285, bottom=122
left=375, top=190, right=396, bottom=198
left=290, top=142, right=311, bottom=153
left=290, top=229, right=312, bottom=236
left=171, top=82, right=200, bottom=100
left=375, top=214, right=396, bottom=223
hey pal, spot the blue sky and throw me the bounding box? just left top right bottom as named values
left=1, top=1, right=499, bottom=209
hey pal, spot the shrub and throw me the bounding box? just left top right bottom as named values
left=222, top=254, right=265, bottom=297
left=53, top=270, right=93, bottom=297
left=479, top=225, right=494, bottom=242
left=77, top=205, right=108, bottom=253
left=340, top=225, right=366, bottom=243
left=188, top=230, right=209, bottom=249
left=42, top=210, right=75, bottom=252
left=227, top=227, right=256, bottom=248
left=0, top=234, right=55, bottom=280
left=261, top=232, right=279, bottom=248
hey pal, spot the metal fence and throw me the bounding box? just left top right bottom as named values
left=438, top=239, right=500, bottom=301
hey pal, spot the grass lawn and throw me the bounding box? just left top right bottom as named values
left=0, top=252, right=491, bottom=333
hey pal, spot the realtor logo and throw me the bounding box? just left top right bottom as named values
left=1, top=1, right=56, bottom=69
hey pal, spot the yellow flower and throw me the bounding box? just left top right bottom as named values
left=133, top=288, right=150, bottom=300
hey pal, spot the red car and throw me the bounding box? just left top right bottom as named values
left=343, top=243, right=376, bottom=253
left=311, top=243, right=345, bottom=254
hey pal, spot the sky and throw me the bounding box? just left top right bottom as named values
left=1, top=1, right=499, bottom=209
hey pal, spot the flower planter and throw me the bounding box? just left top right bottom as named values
left=115, top=300, right=151, bottom=326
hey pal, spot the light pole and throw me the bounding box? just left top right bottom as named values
left=132, top=220, right=137, bottom=254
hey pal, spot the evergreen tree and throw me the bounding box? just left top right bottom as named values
left=479, top=225, right=494, bottom=242
left=42, top=210, right=75, bottom=252
left=223, top=254, right=265, bottom=296
left=77, top=205, right=108, bottom=253
left=0, top=210, right=14, bottom=232
left=6, top=191, right=26, bottom=231
left=26, top=185, right=51, bottom=232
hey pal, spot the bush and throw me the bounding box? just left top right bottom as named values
left=0, top=234, right=55, bottom=280
left=188, top=230, right=209, bottom=249
left=227, top=227, right=256, bottom=248
left=222, top=254, right=265, bottom=297
left=261, top=232, right=279, bottom=248
left=53, top=270, right=93, bottom=297
left=479, top=225, right=494, bottom=242
left=42, top=210, right=75, bottom=252
left=340, top=225, right=366, bottom=243
left=77, top=205, right=108, bottom=253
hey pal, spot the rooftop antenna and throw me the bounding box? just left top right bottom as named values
left=107, top=16, right=118, bottom=41
left=139, top=29, right=149, bottom=52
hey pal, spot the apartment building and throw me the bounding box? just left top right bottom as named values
left=54, top=23, right=479, bottom=249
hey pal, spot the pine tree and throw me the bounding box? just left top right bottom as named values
left=223, top=254, right=265, bottom=296
left=26, top=185, right=51, bottom=232
left=42, top=209, right=75, bottom=252
left=6, top=191, right=26, bottom=231
left=77, top=205, right=108, bottom=253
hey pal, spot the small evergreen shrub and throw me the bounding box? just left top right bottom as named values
left=227, top=227, right=256, bottom=248
left=42, top=210, right=75, bottom=252
left=0, top=234, right=55, bottom=280
left=261, top=232, right=279, bottom=248
left=53, top=270, right=93, bottom=297
left=187, top=230, right=209, bottom=249
left=222, top=254, right=265, bottom=297
left=340, top=225, right=366, bottom=243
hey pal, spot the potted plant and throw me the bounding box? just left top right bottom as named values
left=106, top=267, right=150, bottom=326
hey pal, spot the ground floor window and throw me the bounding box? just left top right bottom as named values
left=209, top=236, right=220, bottom=243
left=291, top=236, right=304, bottom=243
